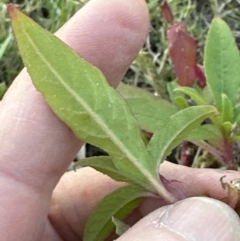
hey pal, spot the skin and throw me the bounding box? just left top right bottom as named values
left=1, top=0, right=240, bottom=240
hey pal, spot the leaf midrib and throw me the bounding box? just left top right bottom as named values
left=22, top=28, right=162, bottom=192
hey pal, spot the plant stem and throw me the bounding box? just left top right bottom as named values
left=154, top=179, right=177, bottom=204
left=222, top=137, right=236, bottom=170
left=192, top=146, right=202, bottom=167
left=179, top=141, right=194, bottom=166
left=209, top=0, right=219, bottom=16
left=190, top=140, right=225, bottom=165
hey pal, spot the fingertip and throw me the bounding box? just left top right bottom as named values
left=0, top=0, right=150, bottom=191
left=56, top=0, right=150, bottom=87
left=118, top=197, right=240, bottom=241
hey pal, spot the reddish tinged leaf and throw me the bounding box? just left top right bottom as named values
left=8, top=3, right=16, bottom=16
left=168, top=22, right=197, bottom=87
left=194, top=64, right=207, bottom=88
left=161, top=1, right=174, bottom=23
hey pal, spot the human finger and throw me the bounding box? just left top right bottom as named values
left=0, top=1, right=149, bottom=240
left=48, top=162, right=240, bottom=240
left=118, top=197, right=240, bottom=241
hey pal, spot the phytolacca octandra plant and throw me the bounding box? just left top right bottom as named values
left=143, top=1, right=240, bottom=170
left=8, top=4, right=217, bottom=241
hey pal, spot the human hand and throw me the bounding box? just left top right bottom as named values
left=1, top=0, right=240, bottom=240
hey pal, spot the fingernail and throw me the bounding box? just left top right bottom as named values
left=118, top=197, right=240, bottom=241
left=154, top=197, right=240, bottom=240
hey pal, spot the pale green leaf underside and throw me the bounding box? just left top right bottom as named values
left=204, top=17, right=240, bottom=112
left=11, top=7, right=162, bottom=192
left=187, top=124, right=221, bottom=141
left=83, top=185, right=152, bottom=241
left=147, top=106, right=217, bottom=173
left=74, top=156, right=141, bottom=185
left=187, top=124, right=222, bottom=147
left=117, top=83, right=177, bottom=132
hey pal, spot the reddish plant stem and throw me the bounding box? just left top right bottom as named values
left=179, top=141, right=194, bottom=166
left=222, top=136, right=236, bottom=170
left=190, top=140, right=225, bottom=165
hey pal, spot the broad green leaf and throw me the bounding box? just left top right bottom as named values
left=175, top=87, right=207, bottom=105
left=117, top=83, right=177, bottom=132
left=201, top=84, right=215, bottom=105
left=117, top=82, right=161, bottom=102
left=221, top=93, right=234, bottom=123
left=187, top=124, right=222, bottom=148
left=112, top=217, right=129, bottom=236
left=204, top=17, right=240, bottom=112
left=78, top=154, right=175, bottom=202
left=9, top=5, right=162, bottom=193
left=74, top=156, right=140, bottom=185
left=109, top=156, right=176, bottom=201
left=147, top=106, right=218, bottom=173
left=83, top=185, right=153, bottom=241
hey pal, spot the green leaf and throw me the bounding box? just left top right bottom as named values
left=0, top=34, right=12, bottom=60
left=147, top=106, right=218, bottom=172
left=167, top=80, right=183, bottom=107
left=201, top=85, right=215, bottom=105
left=204, top=17, right=240, bottom=112
left=221, top=93, right=234, bottom=123
left=175, top=87, right=207, bottom=105
left=166, top=80, right=190, bottom=109
left=112, top=217, right=129, bottom=236
left=83, top=185, right=152, bottom=241
left=148, top=0, right=160, bottom=12
left=116, top=83, right=156, bottom=101
left=174, top=96, right=189, bottom=109
left=117, top=83, right=177, bottom=132
left=9, top=5, right=162, bottom=193
left=230, top=135, right=240, bottom=141
left=74, top=156, right=138, bottom=184
left=222, top=121, right=233, bottom=136
left=187, top=124, right=222, bottom=147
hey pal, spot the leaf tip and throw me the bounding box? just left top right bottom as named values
left=8, top=3, right=18, bottom=18
left=212, top=16, right=226, bottom=27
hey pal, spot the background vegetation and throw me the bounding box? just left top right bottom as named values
left=0, top=0, right=87, bottom=89
left=1, top=0, right=240, bottom=161
left=1, top=0, right=240, bottom=93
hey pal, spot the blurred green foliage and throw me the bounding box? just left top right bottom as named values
left=1, top=0, right=240, bottom=99
left=0, top=0, right=88, bottom=87
left=127, top=0, right=240, bottom=97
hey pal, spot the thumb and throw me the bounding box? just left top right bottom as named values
left=117, top=197, right=240, bottom=241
